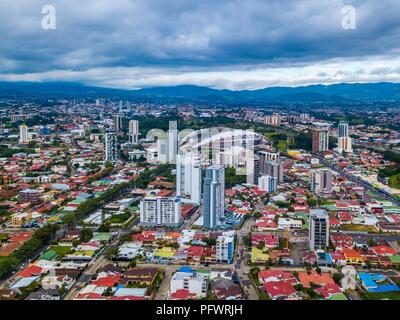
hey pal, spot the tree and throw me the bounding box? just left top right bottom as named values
left=242, top=235, right=251, bottom=247
left=315, top=267, right=322, bottom=275
left=257, top=241, right=265, bottom=250
left=79, top=229, right=93, bottom=243
left=333, top=273, right=342, bottom=284
left=62, top=214, right=75, bottom=227
left=104, top=161, right=113, bottom=169
left=34, top=224, right=59, bottom=244
left=253, top=212, right=262, bottom=220
left=105, top=247, right=118, bottom=259
left=128, top=259, right=137, bottom=268
left=202, top=237, right=216, bottom=246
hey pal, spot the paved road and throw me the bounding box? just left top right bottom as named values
left=235, top=218, right=259, bottom=300
left=315, top=155, right=400, bottom=206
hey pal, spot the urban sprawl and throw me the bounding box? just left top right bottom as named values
left=0, top=99, right=400, bottom=301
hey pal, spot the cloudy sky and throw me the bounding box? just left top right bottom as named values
left=0, top=0, right=400, bottom=90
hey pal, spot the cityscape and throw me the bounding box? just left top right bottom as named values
left=0, top=0, right=400, bottom=306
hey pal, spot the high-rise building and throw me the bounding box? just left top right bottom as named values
left=140, top=196, right=181, bottom=226
left=338, top=122, right=349, bottom=138
left=19, top=124, right=29, bottom=144
left=129, top=120, right=139, bottom=144
left=247, top=155, right=260, bottom=185
left=203, top=165, right=225, bottom=229
left=309, top=209, right=330, bottom=250
left=167, top=121, right=179, bottom=164
left=113, top=114, right=124, bottom=132
left=259, top=151, right=280, bottom=165
left=216, top=233, right=234, bottom=263
left=337, top=137, right=353, bottom=153
left=157, top=139, right=167, bottom=163
left=311, top=169, right=333, bottom=194
left=300, top=113, right=310, bottom=122
left=258, top=175, right=278, bottom=193
left=265, top=114, right=281, bottom=126
left=312, top=128, right=329, bottom=152
left=265, top=161, right=284, bottom=183
left=176, top=153, right=202, bottom=205
left=105, top=132, right=118, bottom=162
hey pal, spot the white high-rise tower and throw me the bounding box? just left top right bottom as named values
left=19, top=124, right=29, bottom=144
left=176, top=153, right=202, bottom=205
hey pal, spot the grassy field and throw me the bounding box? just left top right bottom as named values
left=340, top=224, right=379, bottom=233
left=0, top=233, right=8, bottom=240
left=109, top=213, right=131, bottom=224
left=362, top=291, right=400, bottom=300
left=277, top=140, right=287, bottom=152
left=49, top=245, right=74, bottom=257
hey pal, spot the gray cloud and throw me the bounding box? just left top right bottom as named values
left=0, top=0, right=399, bottom=88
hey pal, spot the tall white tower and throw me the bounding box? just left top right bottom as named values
left=176, top=153, right=202, bottom=205
left=19, top=124, right=29, bottom=144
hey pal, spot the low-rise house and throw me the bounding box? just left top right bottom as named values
left=169, top=271, right=208, bottom=300
left=210, top=278, right=242, bottom=300
left=263, top=281, right=299, bottom=300
left=120, top=268, right=159, bottom=286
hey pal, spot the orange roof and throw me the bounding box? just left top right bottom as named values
left=342, top=248, right=366, bottom=260
left=16, top=264, right=43, bottom=278
left=297, top=271, right=335, bottom=288
left=165, top=232, right=181, bottom=239
left=372, top=245, right=397, bottom=256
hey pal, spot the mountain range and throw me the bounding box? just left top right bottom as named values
left=1, top=81, right=400, bottom=103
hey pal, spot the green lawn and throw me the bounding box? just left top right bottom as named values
left=0, top=233, right=8, bottom=240
left=109, top=213, right=131, bottom=224
left=363, top=291, right=400, bottom=300
left=49, top=245, right=74, bottom=257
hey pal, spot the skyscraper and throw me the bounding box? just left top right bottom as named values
left=337, top=137, right=353, bottom=153
left=157, top=138, right=167, bottom=163
left=176, top=153, right=202, bottom=205
left=203, top=165, right=225, bottom=229
left=167, top=122, right=179, bottom=164
left=337, top=122, right=352, bottom=153
left=105, top=132, right=118, bottom=162
left=312, top=128, right=329, bottom=152
left=265, top=114, right=281, bottom=126
left=311, top=169, right=333, bottom=195
left=338, top=122, right=349, bottom=138
left=113, top=114, right=124, bottom=132
left=309, top=209, right=330, bottom=250
left=129, top=120, right=139, bottom=144
left=140, top=196, right=181, bottom=226
left=265, top=161, right=284, bottom=183
left=19, top=124, right=29, bottom=144
left=246, top=155, right=260, bottom=185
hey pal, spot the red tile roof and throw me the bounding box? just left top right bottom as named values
left=263, top=281, right=296, bottom=299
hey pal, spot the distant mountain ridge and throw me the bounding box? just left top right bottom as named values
left=1, top=81, right=400, bottom=103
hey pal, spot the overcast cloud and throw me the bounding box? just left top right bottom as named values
left=0, top=0, right=399, bottom=89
